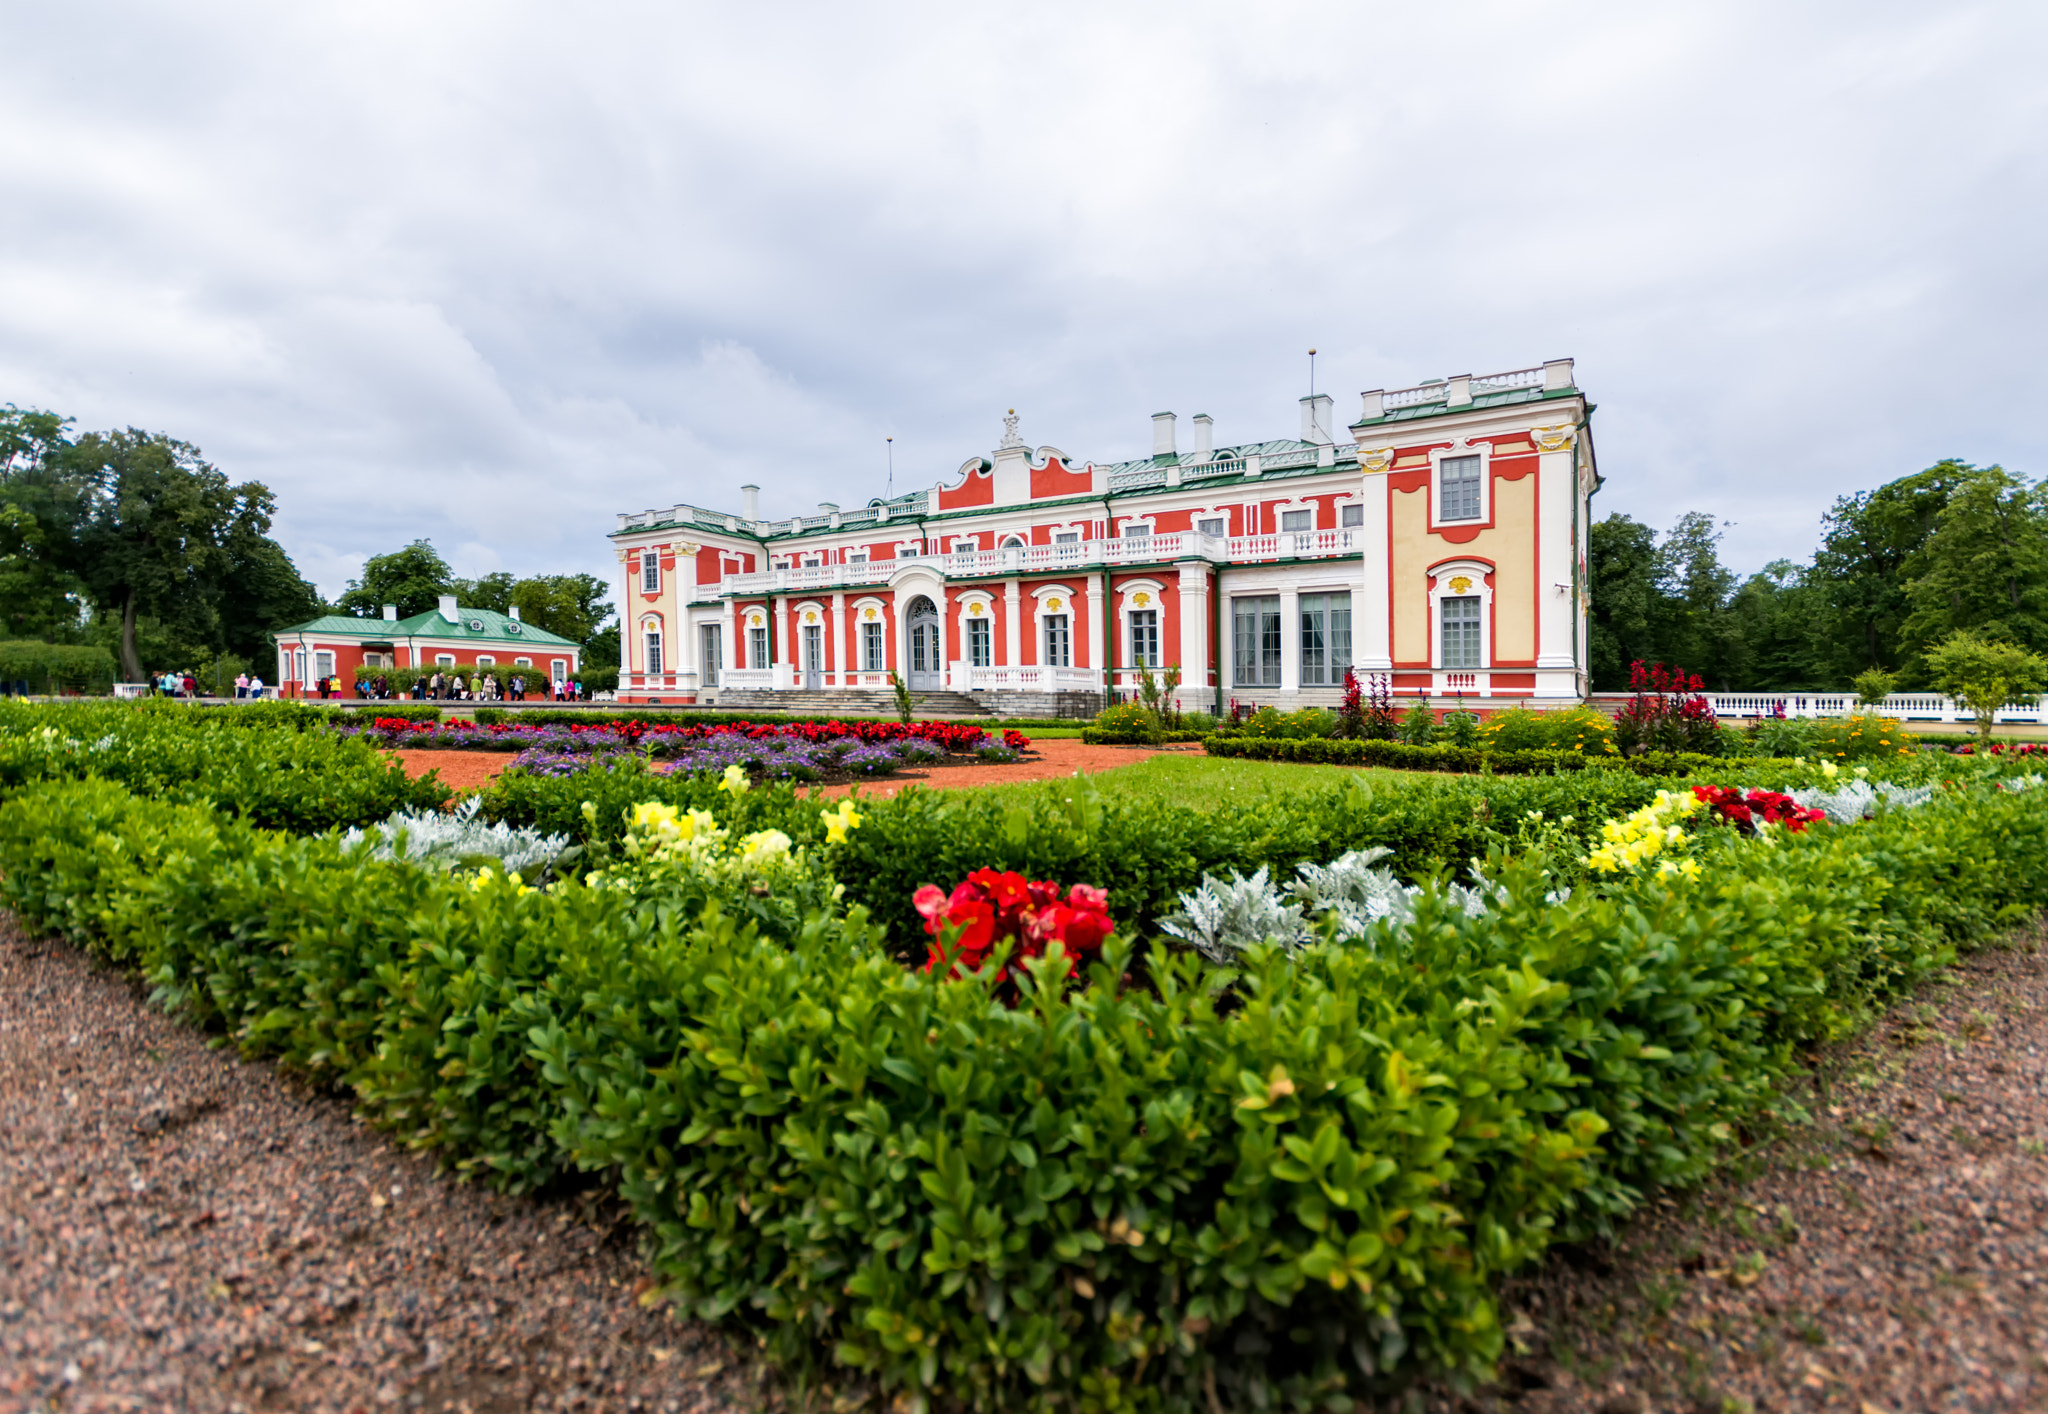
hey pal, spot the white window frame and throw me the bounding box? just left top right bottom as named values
left=1431, top=447, right=1491, bottom=528
left=1297, top=591, right=1352, bottom=687
left=1127, top=608, right=1160, bottom=668
left=641, top=550, right=661, bottom=594
left=965, top=616, right=993, bottom=668
left=1119, top=518, right=1154, bottom=538
left=1279, top=508, right=1313, bottom=534
left=1043, top=613, right=1071, bottom=667
left=435, top=653, right=455, bottom=667
left=1196, top=515, right=1227, bottom=537
left=642, top=617, right=664, bottom=675
left=314, top=650, right=335, bottom=679
left=1426, top=561, right=1494, bottom=670
left=551, top=659, right=568, bottom=684
left=514, top=656, right=532, bottom=667
left=475, top=655, right=495, bottom=667
left=862, top=620, right=885, bottom=672
left=748, top=623, right=769, bottom=669
left=1340, top=502, right=1364, bottom=529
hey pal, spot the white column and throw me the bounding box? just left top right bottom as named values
left=1535, top=431, right=1578, bottom=673
left=1357, top=466, right=1393, bottom=671
left=1003, top=577, right=1022, bottom=671
left=1085, top=571, right=1105, bottom=690
left=1279, top=585, right=1301, bottom=695
left=778, top=597, right=796, bottom=690
left=618, top=554, right=638, bottom=686
left=831, top=591, right=847, bottom=688
left=1176, top=563, right=1210, bottom=712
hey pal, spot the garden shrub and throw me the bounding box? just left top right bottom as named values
left=1081, top=702, right=1162, bottom=745
left=5, top=769, right=2048, bottom=1410
left=1479, top=705, right=1616, bottom=756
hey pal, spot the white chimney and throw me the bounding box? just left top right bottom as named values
left=381, top=603, right=397, bottom=621
left=740, top=484, right=761, bottom=522
left=1446, top=375, right=1473, bottom=407
left=1359, top=389, right=1385, bottom=420
left=437, top=594, right=458, bottom=621
left=1300, top=394, right=1334, bottom=446
left=1543, top=357, right=1575, bottom=391
left=1152, top=411, right=1177, bottom=459
left=1191, top=414, right=1213, bottom=461
left=508, top=605, right=521, bottom=621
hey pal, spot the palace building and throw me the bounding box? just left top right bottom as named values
left=272, top=596, right=582, bottom=691
left=609, top=359, right=1599, bottom=713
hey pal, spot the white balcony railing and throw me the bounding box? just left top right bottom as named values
left=1693, top=693, right=2048, bottom=723
left=967, top=665, right=1104, bottom=693
left=713, top=529, right=1360, bottom=597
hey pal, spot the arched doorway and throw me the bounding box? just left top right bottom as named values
left=905, top=594, right=941, bottom=690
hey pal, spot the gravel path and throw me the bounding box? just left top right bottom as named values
left=0, top=916, right=767, bottom=1414
left=1431, top=934, right=2048, bottom=1414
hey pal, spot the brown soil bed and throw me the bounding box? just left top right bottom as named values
left=387, top=738, right=1199, bottom=798
left=0, top=914, right=765, bottom=1413
left=1426, top=933, right=2048, bottom=1414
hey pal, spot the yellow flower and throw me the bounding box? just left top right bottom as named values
left=632, top=801, right=681, bottom=832
left=720, top=763, right=751, bottom=796
left=739, top=829, right=792, bottom=865
left=821, top=798, right=864, bottom=845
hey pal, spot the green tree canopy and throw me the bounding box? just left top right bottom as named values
left=336, top=540, right=454, bottom=620
left=452, top=570, right=613, bottom=648
left=1809, top=460, right=1967, bottom=677
left=1921, top=629, right=2048, bottom=744
left=1899, top=466, right=2048, bottom=663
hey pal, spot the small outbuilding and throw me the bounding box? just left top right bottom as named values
left=272, top=595, right=581, bottom=695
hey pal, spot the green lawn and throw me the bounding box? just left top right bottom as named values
left=968, top=750, right=1396, bottom=808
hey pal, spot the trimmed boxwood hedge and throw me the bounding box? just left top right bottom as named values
left=1203, top=734, right=1734, bottom=777
left=3, top=767, right=2045, bottom=1410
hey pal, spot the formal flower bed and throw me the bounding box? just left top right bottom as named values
left=7, top=698, right=2048, bottom=1411
left=340, top=715, right=1025, bottom=756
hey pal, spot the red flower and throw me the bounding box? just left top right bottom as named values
left=918, top=870, right=1116, bottom=988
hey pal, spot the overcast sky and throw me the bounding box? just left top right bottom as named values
left=3, top=1, right=2044, bottom=608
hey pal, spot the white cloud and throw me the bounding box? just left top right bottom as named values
left=0, top=0, right=2043, bottom=602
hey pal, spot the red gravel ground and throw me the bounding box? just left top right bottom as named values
left=388, top=749, right=509, bottom=793
left=0, top=915, right=768, bottom=1414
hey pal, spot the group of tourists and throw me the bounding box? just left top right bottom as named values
left=155, top=670, right=199, bottom=697
left=230, top=672, right=267, bottom=699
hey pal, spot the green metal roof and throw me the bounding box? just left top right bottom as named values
left=277, top=606, right=578, bottom=648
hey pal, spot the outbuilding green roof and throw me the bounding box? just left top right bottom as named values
left=276, top=606, right=579, bottom=648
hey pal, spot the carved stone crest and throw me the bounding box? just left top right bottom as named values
left=1357, top=446, right=1395, bottom=474
left=1531, top=424, right=1575, bottom=453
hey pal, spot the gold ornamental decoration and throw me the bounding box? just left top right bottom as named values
left=1046, top=597, right=1063, bottom=612
left=1134, top=591, right=1151, bottom=608
left=1449, top=575, right=1473, bottom=594
left=1531, top=425, right=1575, bottom=453
left=1357, top=446, right=1395, bottom=474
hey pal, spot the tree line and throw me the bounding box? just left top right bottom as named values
left=1, top=404, right=616, bottom=685
left=1589, top=458, right=2047, bottom=692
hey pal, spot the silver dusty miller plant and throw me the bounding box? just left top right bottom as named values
left=343, top=796, right=569, bottom=875
left=1156, top=866, right=1314, bottom=962
left=1788, top=778, right=1936, bottom=825
left=1161, top=849, right=1494, bottom=963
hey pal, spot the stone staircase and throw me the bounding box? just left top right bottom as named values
left=704, top=688, right=992, bottom=717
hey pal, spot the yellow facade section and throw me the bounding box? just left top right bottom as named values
left=1482, top=475, right=1537, bottom=663
left=1390, top=485, right=1431, bottom=664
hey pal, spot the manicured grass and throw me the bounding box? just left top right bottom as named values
left=970, top=749, right=1394, bottom=807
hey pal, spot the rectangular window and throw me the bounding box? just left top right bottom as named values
left=1440, top=456, right=1482, bottom=521
left=1340, top=503, right=1364, bottom=528
left=435, top=654, right=455, bottom=667
left=644, top=628, right=663, bottom=675
left=476, top=655, right=495, bottom=667
left=862, top=621, right=884, bottom=672
left=1128, top=609, right=1160, bottom=668
left=1280, top=509, right=1312, bottom=533
left=748, top=625, right=769, bottom=669
left=1198, top=517, right=1226, bottom=536
left=641, top=551, right=660, bottom=593
left=314, top=650, right=334, bottom=679
left=850, top=552, right=867, bottom=564
left=699, top=626, right=721, bottom=688
left=1442, top=595, right=1483, bottom=669
left=1053, top=531, right=1079, bottom=545
left=1044, top=614, right=1071, bottom=667
left=552, top=659, right=567, bottom=684
left=967, top=618, right=992, bottom=668
left=1232, top=596, right=1281, bottom=687
left=1299, top=593, right=1352, bottom=686
left=1123, top=522, right=1150, bottom=538
left=514, top=656, right=532, bottom=668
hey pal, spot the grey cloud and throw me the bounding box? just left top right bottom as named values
left=0, top=0, right=2042, bottom=602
